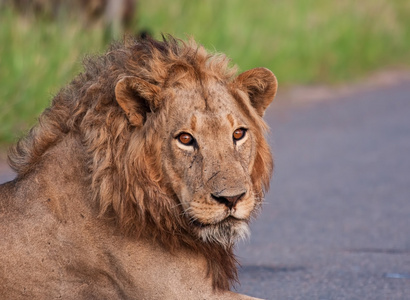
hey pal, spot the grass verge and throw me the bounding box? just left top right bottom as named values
left=1, top=0, right=409, bottom=144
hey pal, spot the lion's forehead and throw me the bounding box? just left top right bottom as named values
left=171, top=82, right=237, bottom=108
left=169, top=84, right=246, bottom=132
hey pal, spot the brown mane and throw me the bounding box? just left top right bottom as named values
left=8, top=35, right=272, bottom=290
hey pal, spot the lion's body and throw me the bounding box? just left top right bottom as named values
left=0, top=36, right=276, bottom=299
left=0, top=137, right=252, bottom=299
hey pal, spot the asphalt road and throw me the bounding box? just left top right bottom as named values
left=236, top=82, right=410, bottom=299
left=1, top=83, right=409, bottom=299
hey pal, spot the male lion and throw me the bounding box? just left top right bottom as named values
left=0, top=36, right=277, bottom=299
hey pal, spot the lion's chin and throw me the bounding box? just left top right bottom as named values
left=194, top=218, right=250, bottom=248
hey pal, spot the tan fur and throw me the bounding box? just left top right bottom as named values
left=0, top=36, right=277, bottom=299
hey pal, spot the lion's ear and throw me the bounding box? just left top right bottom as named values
left=115, top=76, right=161, bottom=127
left=236, top=68, right=278, bottom=116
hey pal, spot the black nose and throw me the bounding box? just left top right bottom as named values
left=211, top=192, right=246, bottom=209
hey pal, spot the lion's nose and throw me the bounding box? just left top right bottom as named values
left=211, top=192, right=246, bottom=209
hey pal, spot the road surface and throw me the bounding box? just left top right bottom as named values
left=236, top=82, right=410, bottom=299
left=1, top=82, right=410, bottom=299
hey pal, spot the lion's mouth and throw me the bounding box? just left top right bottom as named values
left=192, top=215, right=242, bottom=228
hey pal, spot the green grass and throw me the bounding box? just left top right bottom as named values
left=1, top=0, right=410, bottom=144
left=138, top=0, right=410, bottom=82
left=0, top=9, right=106, bottom=144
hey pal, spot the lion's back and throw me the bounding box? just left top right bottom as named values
left=0, top=181, right=49, bottom=297
left=0, top=181, right=15, bottom=213
left=0, top=176, right=83, bottom=298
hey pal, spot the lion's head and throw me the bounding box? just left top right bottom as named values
left=8, top=36, right=277, bottom=289
left=114, top=38, right=276, bottom=248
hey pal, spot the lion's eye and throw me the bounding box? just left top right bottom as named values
left=233, top=128, right=247, bottom=141
left=177, top=132, right=195, bottom=146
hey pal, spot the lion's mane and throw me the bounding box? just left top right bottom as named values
left=8, top=36, right=273, bottom=289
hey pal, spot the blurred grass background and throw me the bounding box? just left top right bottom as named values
left=1, top=0, right=409, bottom=145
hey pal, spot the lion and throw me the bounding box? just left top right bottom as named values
left=0, top=35, right=277, bottom=299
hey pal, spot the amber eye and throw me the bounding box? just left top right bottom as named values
left=177, top=132, right=195, bottom=146
left=233, top=128, right=247, bottom=141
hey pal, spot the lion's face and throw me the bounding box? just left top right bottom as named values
left=161, top=84, right=258, bottom=246
left=115, top=67, right=277, bottom=247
